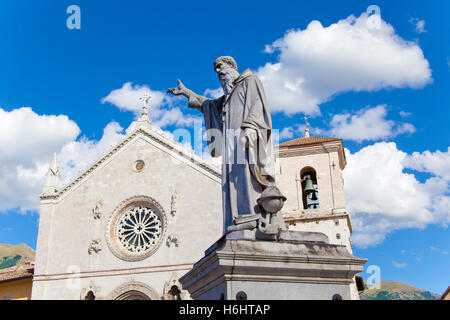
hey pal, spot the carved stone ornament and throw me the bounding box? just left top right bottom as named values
left=92, top=201, right=102, bottom=219
left=88, top=239, right=102, bottom=255
left=106, top=195, right=167, bottom=262
left=166, top=234, right=180, bottom=247
left=170, top=191, right=178, bottom=217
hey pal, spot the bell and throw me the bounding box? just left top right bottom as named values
left=311, top=191, right=318, bottom=201
left=303, top=176, right=315, bottom=195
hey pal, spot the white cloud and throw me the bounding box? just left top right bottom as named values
left=0, top=107, right=80, bottom=212
left=101, top=82, right=202, bottom=129
left=257, top=12, right=432, bottom=115
left=58, top=121, right=126, bottom=185
left=278, top=105, right=415, bottom=143
left=409, top=18, right=427, bottom=34
left=403, top=147, right=450, bottom=181
left=0, top=106, right=131, bottom=213
left=203, top=87, right=224, bottom=99
left=327, top=105, right=415, bottom=142
left=395, top=123, right=416, bottom=136
left=344, top=142, right=450, bottom=248
left=279, top=126, right=294, bottom=140
left=392, top=262, right=408, bottom=268
left=399, top=111, right=412, bottom=118
left=0, top=106, right=218, bottom=213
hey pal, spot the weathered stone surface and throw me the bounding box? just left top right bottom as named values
left=278, top=230, right=329, bottom=243
left=180, top=238, right=367, bottom=300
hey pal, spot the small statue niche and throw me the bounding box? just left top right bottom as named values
left=170, top=192, right=178, bottom=217
left=168, top=285, right=182, bottom=300
left=84, top=290, right=96, bottom=300
left=92, top=201, right=102, bottom=219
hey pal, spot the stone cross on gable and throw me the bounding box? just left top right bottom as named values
left=139, top=93, right=151, bottom=119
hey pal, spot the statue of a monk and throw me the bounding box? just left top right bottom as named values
left=167, top=56, right=276, bottom=234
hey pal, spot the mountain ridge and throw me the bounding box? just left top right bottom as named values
left=0, top=243, right=35, bottom=270
left=360, top=280, right=440, bottom=300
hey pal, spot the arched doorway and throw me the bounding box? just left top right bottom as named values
left=115, top=290, right=151, bottom=300
left=108, top=281, right=160, bottom=300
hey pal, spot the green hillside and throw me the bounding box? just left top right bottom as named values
left=0, top=243, right=35, bottom=270
left=360, top=280, right=440, bottom=300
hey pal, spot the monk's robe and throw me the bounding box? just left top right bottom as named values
left=188, top=69, right=276, bottom=234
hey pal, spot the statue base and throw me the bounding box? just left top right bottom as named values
left=179, top=230, right=367, bottom=300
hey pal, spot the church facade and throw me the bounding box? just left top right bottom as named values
left=32, top=117, right=223, bottom=300
left=32, top=114, right=361, bottom=300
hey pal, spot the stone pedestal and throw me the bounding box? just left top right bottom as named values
left=179, top=230, right=367, bottom=300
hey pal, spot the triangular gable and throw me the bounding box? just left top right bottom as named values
left=41, top=126, right=221, bottom=202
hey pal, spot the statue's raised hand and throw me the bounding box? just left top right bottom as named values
left=167, top=79, right=187, bottom=97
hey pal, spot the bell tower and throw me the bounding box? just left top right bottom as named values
left=276, top=130, right=363, bottom=299
left=275, top=133, right=352, bottom=252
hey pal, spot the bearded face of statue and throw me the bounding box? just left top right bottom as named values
left=215, top=60, right=240, bottom=97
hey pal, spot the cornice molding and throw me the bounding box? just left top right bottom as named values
left=32, top=262, right=195, bottom=281
left=282, top=211, right=353, bottom=233
left=275, top=140, right=347, bottom=169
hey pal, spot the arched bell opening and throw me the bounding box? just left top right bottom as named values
left=300, top=167, right=319, bottom=210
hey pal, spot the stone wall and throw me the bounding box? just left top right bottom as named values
left=32, top=132, right=222, bottom=300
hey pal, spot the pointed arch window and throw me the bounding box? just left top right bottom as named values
left=300, top=167, right=319, bottom=210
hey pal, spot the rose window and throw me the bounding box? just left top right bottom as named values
left=117, top=206, right=162, bottom=254
left=106, top=196, right=166, bottom=261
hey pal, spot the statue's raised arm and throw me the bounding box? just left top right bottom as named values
left=166, top=79, right=189, bottom=97
left=167, top=79, right=207, bottom=111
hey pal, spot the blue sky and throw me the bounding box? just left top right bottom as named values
left=0, top=1, right=448, bottom=294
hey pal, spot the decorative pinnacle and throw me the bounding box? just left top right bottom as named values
left=139, top=93, right=151, bottom=119
left=48, top=153, right=59, bottom=176
left=43, top=152, right=59, bottom=195
left=303, top=114, right=310, bottom=138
